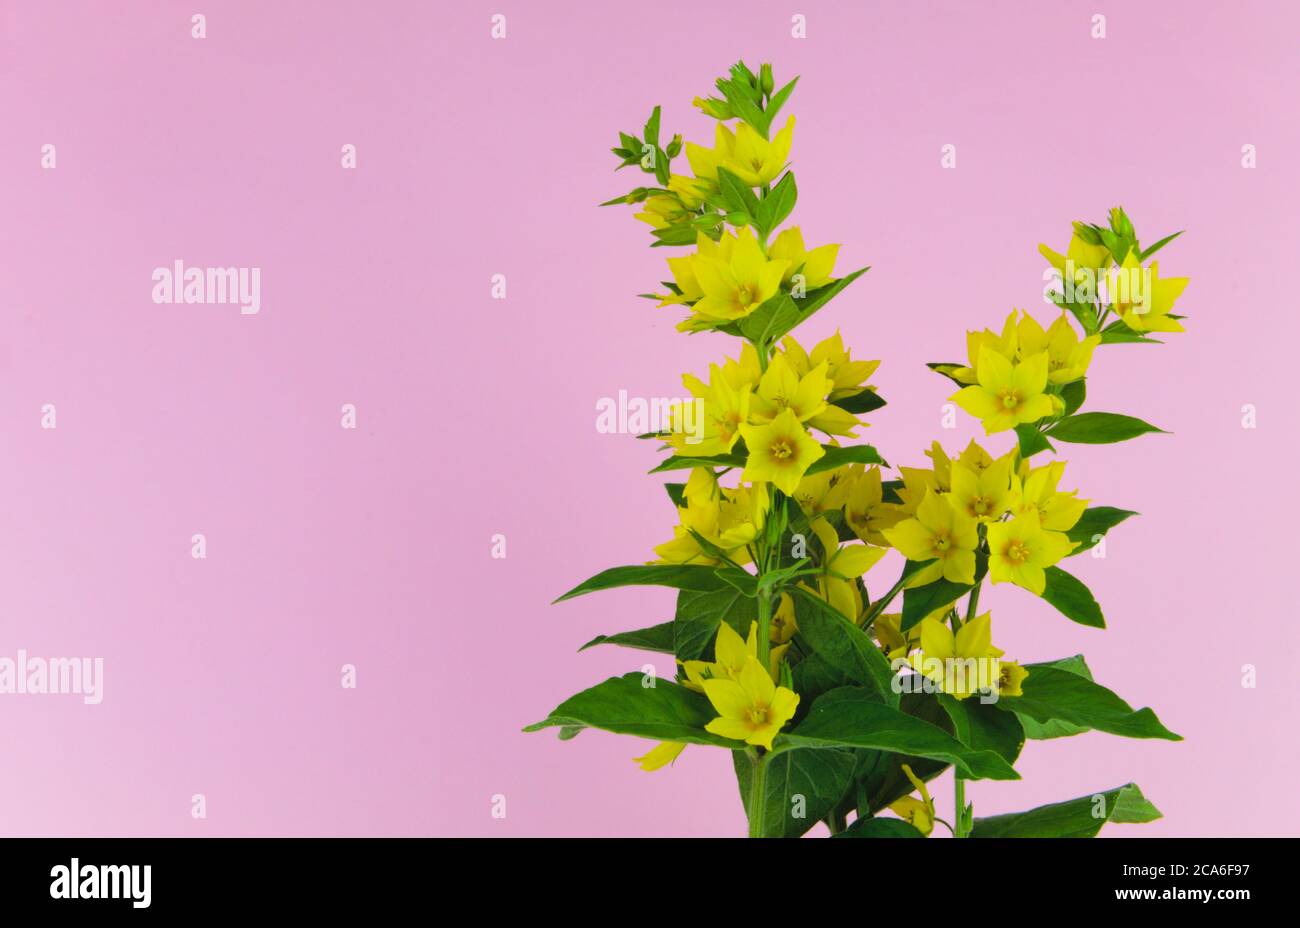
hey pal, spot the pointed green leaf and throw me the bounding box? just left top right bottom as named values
left=778, top=687, right=1020, bottom=780
left=1040, top=566, right=1105, bottom=628
left=525, top=673, right=739, bottom=747
left=1046, top=412, right=1167, bottom=444
left=554, top=564, right=722, bottom=603
left=791, top=587, right=900, bottom=708
left=579, top=622, right=676, bottom=654
left=970, top=782, right=1162, bottom=837
left=1067, top=507, right=1138, bottom=555
left=805, top=443, right=887, bottom=475
left=995, top=662, right=1181, bottom=740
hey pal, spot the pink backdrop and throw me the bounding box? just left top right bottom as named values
left=2, top=0, right=1296, bottom=836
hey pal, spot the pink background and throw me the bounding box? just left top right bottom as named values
left=2, top=0, right=1296, bottom=837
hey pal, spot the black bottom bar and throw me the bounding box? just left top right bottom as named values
left=0, top=836, right=1282, bottom=914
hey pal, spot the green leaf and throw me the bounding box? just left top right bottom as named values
left=805, top=443, right=887, bottom=475
left=1100, top=322, right=1162, bottom=345
left=649, top=223, right=700, bottom=247
left=1138, top=231, right=1182, bottom=261
left=901, top=573, right=970, bottom=631
left=970, top=783, right=1162, bottom=838
left=830, top=388, right=887, bottom=415
left=778, top=687, right=1020, bottom=780
left=579, top=622, right=676, bottom=654
left=648, top=449, right=746, bottom=473
left=524, top=673, right=739, bottom=747
left=673, top=575, right=760, bottom=661
left=733, top=748, right=856, bottom=838
left=791, top=587, right=900, bottom=708
left=1040, top=566, right=1105, bottom=628
left=664, top=482, right=686, bottom=507
left=850, top=692, right=952, bottom=814
left=643, top=106, right=661, bottom=146
left=1060, top=379, right=1086, bottom=417
left=754, top=171, right=797, bottom=236
left=836, top=816, right=925, bottom=838
left=736, top=292, right=801, bottom=347
left=1015, top=656, right=1093, bottom=739
left=716, top=166, right=759, bottom=218
left=996, top=663, right=1181, bottom=741
left=554, top=564, right=722, bottom=603
left=714, top=566, right=759, bottom=597
left=926, top=362, right=967, bottom=387
left=939, top=694, right=1025, bottom=768
left=786, top=267, right=869, bottom=334
left=1014, top=423, right=1054, bottom=458
left=762, top=76, right=799, bottom=134
left=1067, top=507, right=1138, bottom=555
left=1046, top=412, right=1167, bottom=444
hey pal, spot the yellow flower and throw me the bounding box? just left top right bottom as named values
left=666, top=174, right=704, bottom=209
left=949, top=455, right=1016, bottom=523
left=719, top=342, right=763, bottom=392
left=782, top=331, right=880, bottom=398
left=684, top=122, right=738, bottom=194
left=770, top=592, right=798, bottom=644
left=986, top=513, right=1075, bottom=594
left=951, top=347, right=1055, bottom=434
left=670, top=363, right=751, bottom=456
left=657, top=231, right=722, bottom=306
left=952, top=310, right=1018, bottom=385
left=956, top=439, right=995, bottom=475
left=749, top=353, right=830, bottom=424
left=791, top=467, right=853, bottom=518
left=923, top=441, right=954, bottom=492
left=1012, top=460, right=1088, bottom=531
left=683, top=620, right=785, bottom=692
left=634, top=195, right=692, bottom=230
left=1107, top=253, right=1188, bottom=333
left=720, top=116, right=795, bottom=187
left=702, top=655, right=800, bottom=750
left=1039, top=232, right=1110, bottom=288
left=874, top=613, right=921, bottom=660
left=1017, top=312, right=1099, bottom=384
left=842, top=464, right=901, bottom=545
left=997, top=661, right=1029, bottom=698
left=633, top=741, right=686, bottom=771
left=909, top=614, right=1004, bottom=700
left=888, top=465, right=940, bottom=520
left=769, top=227, right=839, bottom=289
left=811, top=520, right=886, bottom=621
left=883, top=490, right=978, bottom=585
left=682, top=227, right=789, bottom=330
left=653, top=472, right=767, bottom=566
left=888, top=764, right=935, bottom=836
left=739, top=408, right=826, bottom=495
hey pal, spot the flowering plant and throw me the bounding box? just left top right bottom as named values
left=528, top=61, right=1183, bottom=838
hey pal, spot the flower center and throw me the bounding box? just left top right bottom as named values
left=737, top=283, right=758, bottom=307
left=1005, top=540, right=1031, bottom=564
left=932, top=532, right=951, bottom=553
left=999, top=389, right=1022, bottom=410
left=747, top=703, right=769, bottom=725
left=769, top=438, right=796, bottom=462
left=972, top=496, right=991, bottom=515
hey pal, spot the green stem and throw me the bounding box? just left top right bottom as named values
left=953, top=775, right=967, bottom=838
left=747, top=499, right=778, bottom=838
left=966, top=577, right=982, bottom=622
left=748, top=751, right=769, bottom=839
left=861, top=572, right=910, bottom=627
